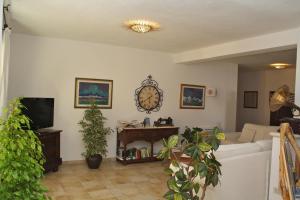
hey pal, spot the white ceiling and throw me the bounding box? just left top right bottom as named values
left=7, top=0, right=300, bottom=53
left=227, top=49, right=297, bottom=71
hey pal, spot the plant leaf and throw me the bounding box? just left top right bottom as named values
left=168, top=177, right=180, bottom=192
left=168, top=135, right=179, bottom=148
left=198, top=143, right=212, bottom=152
left=193, top=183, right=200, bottom=194
left=216, top=132, right=225, bottom=140
left=174, top=193, right=183, bottom=200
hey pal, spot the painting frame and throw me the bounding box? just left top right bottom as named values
left=74, top=77, right=113, bottom=109
left=243, top=91, right=258, bottom=109
left=180, top=84, right=206, bottom=109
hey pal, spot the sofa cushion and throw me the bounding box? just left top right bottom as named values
left=263, top=126, right=279, bottom=140
left=238, top=128, right=256, bottom=143
left=253, top=128, right=265, bottom=142
left=221, top=132, right=242, bottom=144
left=215, top=143, right=262, bottom=159
left=253, top=125, right=279, bottom=141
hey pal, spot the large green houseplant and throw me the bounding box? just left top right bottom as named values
left=78, top=102, right=112, bottom=169
left=0, top=98, right=50, bottom=200
left=158, top=127, right=225, bottom=200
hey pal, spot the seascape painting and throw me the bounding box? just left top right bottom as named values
left=74, top=78, right=113, bottom=108
left=180, top=84, right=205, bottom=109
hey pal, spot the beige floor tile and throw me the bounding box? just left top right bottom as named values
left=43, top=159, right=169, bottom=200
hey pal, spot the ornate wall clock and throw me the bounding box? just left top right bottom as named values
left=135, top=75, right=163, bottom=114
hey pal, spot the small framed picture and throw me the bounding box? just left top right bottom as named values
left=180, top=84, right=206, bottom=109
left=244, top=91, right=258, bottom=108
left=74, top=78, right=113, bottom=108
left=206, top=87, right=217, bottom=97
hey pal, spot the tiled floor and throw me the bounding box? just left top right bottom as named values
left=42, top=159, right=169, bottom=200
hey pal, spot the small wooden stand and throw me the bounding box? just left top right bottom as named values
left=37, top=129, right=62, bottom=172
left=116, top=127, right=179, bottom=165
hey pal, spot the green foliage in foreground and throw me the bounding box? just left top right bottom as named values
left=78, top=102, right=112, bottom=157
left=0, top=98, right=50, bottom=200
left=158, top=127, right=225, bottom=200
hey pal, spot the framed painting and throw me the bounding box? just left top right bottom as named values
left=180, top=84, right=206, bottom=109
left=74, top=78, right=113, bottom=108
left=244, top=91, right=258, bottom=108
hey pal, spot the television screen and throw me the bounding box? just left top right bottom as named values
left=21, top=98, right=54, bottom=130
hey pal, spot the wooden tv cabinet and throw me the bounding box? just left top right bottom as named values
left=37, top=129, right=62, bottom=173
left=116, top=127, right=179, bottom=165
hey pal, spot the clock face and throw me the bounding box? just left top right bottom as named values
left=138, top=86, right=160, bottom=110
left=134, top=75, right=163, bottom=114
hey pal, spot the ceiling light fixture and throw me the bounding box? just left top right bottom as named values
left=270, top=63, right=291, bottom=69
left=125, top=20, right=160, bottom=33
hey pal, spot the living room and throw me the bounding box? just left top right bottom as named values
left=1, top=1, right=300, bottom=200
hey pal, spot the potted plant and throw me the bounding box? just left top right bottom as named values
left=158, top=127, right=225, bottom=200
left=78, top=102, right=112, bottom=169
left=0, top=98, right=50, bottom=200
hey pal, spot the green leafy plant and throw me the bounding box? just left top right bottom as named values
left=78, top=102, right=112, bottom=158
left=0, top=98, right=50, bottom=200
left=158, top=127, right=225, bottom=200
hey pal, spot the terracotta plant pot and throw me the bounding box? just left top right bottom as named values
left=86, top=154, right=102, bottom=169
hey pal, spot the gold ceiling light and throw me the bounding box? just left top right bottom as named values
left=125, top=20, right=160, bottom=33
left=270, top=63, right=291, bottom=69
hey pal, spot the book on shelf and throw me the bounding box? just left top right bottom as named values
left=118, top=147, right=151, bottom=160
left=140, top=147, right=150, bottom=158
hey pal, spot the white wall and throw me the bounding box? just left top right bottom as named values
left=236, top=68, right=296, bottom=131
left=173, top=27, right=300, bottom=64
left=8, top=34, right=238, bottom=161
left=0, top=0, right=3, bottom=42
left=296, top=43, right=300, bottom=104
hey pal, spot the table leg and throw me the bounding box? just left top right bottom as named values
left=151, top=142, right=154, bottom=159
left=123, top=144, right=127, bottom=164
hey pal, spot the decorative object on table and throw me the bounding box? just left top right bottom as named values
left=279, top=123, right=300, bottom=200
left=74, top=77, right=113, bottom=108
left=78, top=102, right=112, bottom=169
left=206, top=87, right=217, bottom=97
left=158, top=127, right=225, bottom=200
left=244, top=91, right=258, bottom=108
left=143, top=117, right=151, bottom=127
left=134, top=75, right=163, bottom=114
left=180, top=84, right=206, bottom=109
left=0, top=98, right=50, bottom=200
left=117, top=120, right=143, bottom=132
left=270, top=85, right=300, bottom=134
left=154, top=117, right=173, bottom=127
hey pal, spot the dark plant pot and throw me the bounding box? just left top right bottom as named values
left=86, top=154, right=102, bottom=169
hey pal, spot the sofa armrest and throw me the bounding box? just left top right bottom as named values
left=224, top=132, right=241, bottom=142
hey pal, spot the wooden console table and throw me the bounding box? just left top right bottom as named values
left=116, top=127, right=179, bottom=164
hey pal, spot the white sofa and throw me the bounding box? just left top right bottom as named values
left=171, top=140, right=273, bottom=200
left=205, top=140, right=272, bottom=200
left=223, top=123, right=279, bottom=144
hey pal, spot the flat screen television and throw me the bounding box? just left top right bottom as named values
left=21, top=98, right=54, bottom=130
